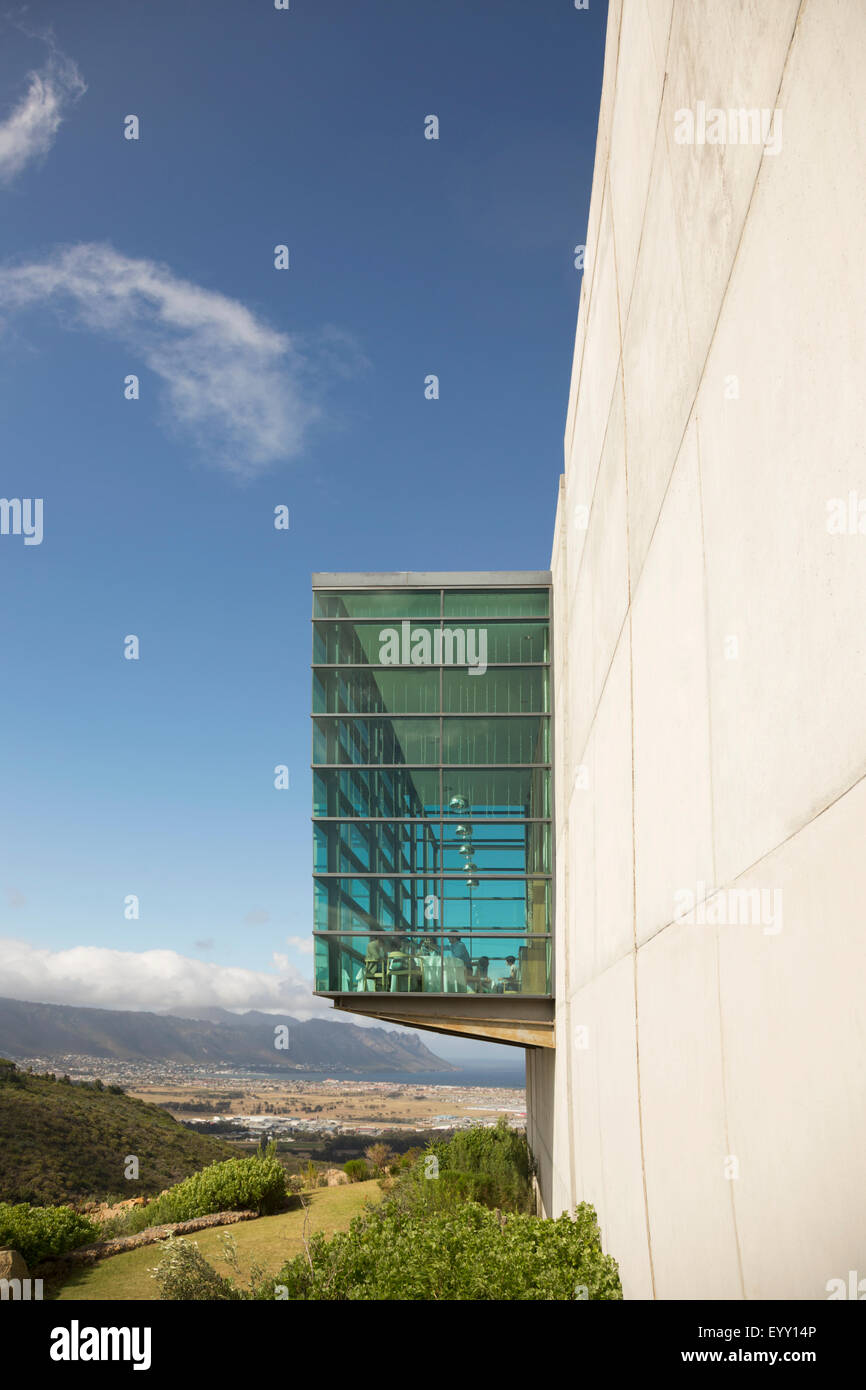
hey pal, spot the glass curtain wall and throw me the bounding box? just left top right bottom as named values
left=312, top=584, right=552, bottom=996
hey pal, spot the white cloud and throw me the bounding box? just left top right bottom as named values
left=0, top=937, right=332, bottom=1020
left=286, top=935, right=313, bottom=956
left=0, top=243, right=344, bottom=474
left=0, top=48, right=85, bottom=185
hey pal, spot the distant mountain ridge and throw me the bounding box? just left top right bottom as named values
left=0, top=997, right=456, bottom=1073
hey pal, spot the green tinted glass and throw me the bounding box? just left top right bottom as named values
left=443, top=589, right=549, bottom=618
left=313, top=932, right=549, bottom=994
left=314, top=821, right=443, bottom=874
left=314, top=591, right=441, bottom=619
left=313, top=667, right=440, bottom=714
left=441, top=716, right=549, bottom=765
left=313, top=767, right=441, bottom=818
left=442, top=767, right=550, bottom=817
left=442, top=666, right=548, bottom=714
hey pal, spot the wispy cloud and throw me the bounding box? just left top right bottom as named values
left=0, top=243, right=357, bottom=474
left=0, top=937, right=331, bottom=1020
left=0, top=46, right=85, bottom=184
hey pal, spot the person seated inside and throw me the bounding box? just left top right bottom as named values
left=446, top=934, right=471, bottom=968
left=363, top=936, right=387, bottom=990
left=469, top=955, right=491, bottom=993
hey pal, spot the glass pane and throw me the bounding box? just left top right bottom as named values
left=313, top=667, right=440, bottom=715
left=314, top=877, right=440, bottom=933
left=440, top=821, right=549, bottom=875
left=443, top=589, right=549, bottom=618
left=313, top=717, right=440, bottom=766
left=445, top=936, right=550, bottom=994
left=441, top=716, right=548, bottom=765
left=314, top=933, right=444, bottom=994
left=313, top=768, right=441, bottom=818
left=314, top=621, right=441, bottom=666
left=441, top=877, right=550, bottom=933
left=314, top=590, right=441, bottom=619
left=443, top=666, right=548, bottom=714
left=314, top=820, right=444, bottom=874
left=313, top=933, right=549, bottom=994
left=481, top=622, right=549, bottom=663
left=441, top=767, right=550, bottom=817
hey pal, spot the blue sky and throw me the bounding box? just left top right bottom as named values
left=0, top=0, right=606, bottom=1063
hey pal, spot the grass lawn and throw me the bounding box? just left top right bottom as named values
left=53, top=1180, right=382, bottom=1302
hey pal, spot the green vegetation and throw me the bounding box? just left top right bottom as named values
left=0, top=1202, right=100, bottom=1267
left=253, top=1201, right=622, bottom=1301
left=342, top=1159, right=369, bottom=1182
left=0, top=1059, right=236, bottom=1206
left=146, top=1124, right=622, bottom=1302
left=386, top=1117, right=535, bottom=1214
left=54, top=1181, right=383, bottom=1301
left=110, top=1150, right=289, bottom=1235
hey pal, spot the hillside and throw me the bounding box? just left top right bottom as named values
left=0, top=1059, right=238, bottom=1206
left=0, top=997, right=455, bottom=1072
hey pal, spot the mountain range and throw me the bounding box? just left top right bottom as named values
left=0, top=996, right=455, bottom=1073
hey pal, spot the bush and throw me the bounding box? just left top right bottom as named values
left=124, top=1151, right=288, bottom=1233
left=343, top=1159, right=369, bottom=1183
left=0, top=1202, right=100, bottom=1266
left=386, top=1119, right=535, bottom=1216
left=253, top=1201, right=622, bottom=1301
left=149, top=1236, right=240, bottom=1301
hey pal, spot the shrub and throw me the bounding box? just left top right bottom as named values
left=124, top=1152, right=287, bottom=1233
left=149, top=1237, right=240, bottom=1301
left=253, top=1201, right=622, bottom=1301
left=386, top=1118, right=535, bottom=1216
left=0, top=1202, right=100, bottom=1266
left=343, top=1159, right=369, bottom=1183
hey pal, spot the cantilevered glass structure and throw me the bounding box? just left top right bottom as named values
left=312, top=572, right=554, bottom=1048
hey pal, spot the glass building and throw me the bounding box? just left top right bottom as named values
left=311, top=572, right=554, bottom=1045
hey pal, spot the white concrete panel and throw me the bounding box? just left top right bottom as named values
left=565, top=193, right=621, bottom=518
left=644, top=0, right=673, bottom=87
left=638, top=920, right=743, bottom=1299
left=632, top=423, right=715, bottom=944
left=565, top=539, right=596, bottom=768
left=622, top=117, right=697, bottom=587
left=607, top=0, right=667, bottom=320
left=698, top=0, right=866, bottom=884
left=571, top=954, right=654, bottom=1299
left=718, top=776, right=866, bottom=1300
left=588, top=627, right=634, bottom=981
left=586, top=371, right=629, bottom=709
left=566, top=749, right=595, bottom=996
left=664, top=0, right=800, bottom=366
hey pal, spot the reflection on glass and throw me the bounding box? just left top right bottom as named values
left=314, top=667, right=440, bottom=715
left=313, top=717, right=440, bottom=766
left=441, top=767, right=550, bottom=818
left=313, top=933, right=549, bottom=994
left=442, top=590, right=549, bottom=619
left=312, top=584, right=552, bottom=998
left=314, top=821, right=443, bottom=875
left=443, top=666, right=548, bottom=714
left=313, top=768, right=441, bottom=818
left=314, top=591, right=441, bottom=619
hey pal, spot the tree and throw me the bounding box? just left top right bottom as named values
left=365, top=1143, right=394, bottom=1174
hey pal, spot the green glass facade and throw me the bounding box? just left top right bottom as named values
left=312, top=579, right=552, bottom=997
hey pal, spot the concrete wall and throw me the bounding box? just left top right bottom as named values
left=535, top=0, right=866, bottom=1299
